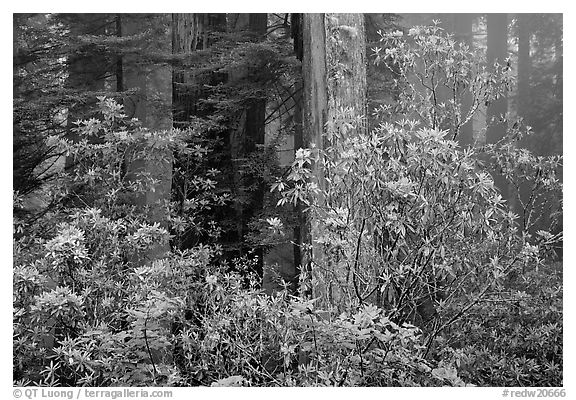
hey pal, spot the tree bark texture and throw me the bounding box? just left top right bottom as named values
left=172, top=13, right=205, bottom=127
left=301, top=13, right=367, bottom=301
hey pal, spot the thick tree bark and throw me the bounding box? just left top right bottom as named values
left=325, top=14, right=367, bottom=127
left=292, top=79, right=305, bottom=295
left=300, top=13, right=328, bottom=298
left=300, top=13, right=367, bottom=301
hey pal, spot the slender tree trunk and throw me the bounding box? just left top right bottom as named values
left=171, top=13, right=227, bottom=251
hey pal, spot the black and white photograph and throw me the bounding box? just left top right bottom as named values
left=12, top=9, right=564, bottom=394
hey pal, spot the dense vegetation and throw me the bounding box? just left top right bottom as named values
left=13, top=14, right=562, bottom=387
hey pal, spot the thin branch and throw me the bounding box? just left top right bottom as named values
left=143, top=308, right=159, bottom=379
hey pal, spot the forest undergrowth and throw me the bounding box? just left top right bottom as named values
left=13, top=22, right=562, bottom=387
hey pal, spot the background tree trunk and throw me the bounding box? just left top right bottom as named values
left=438, top=14, right=475, bottom=146
left=65, top=14, right=109, bottom=168
left=514, top=13, right=532, bottom=227
left=486, top=13, right=508, bottom=143
left=517, top=14, right=531, bottom=121
left=454, top=13, right=475, bottom=147
left=486, top=13, right=509, bottom=200
left=172, top=13, right=205, bottom=128
left=122, top=14, right=173, bottom=261
left=223, top=13, right=268, bottom=282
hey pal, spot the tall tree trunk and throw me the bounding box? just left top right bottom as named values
left=170, top=13, right=227, bottom=251
left=300, top=13, right=367, bottom=301
left=517, top=14, right=531, bottom=121
left=552, top=17, right=563, bottom=260
left=486, top=13, right=508, bottom=143
left=454, top=13, right=475, bottom=146
left=486, top=13, right=509, bottom=200
left=66, top=14, right=108, bottom=116
left=325, top=14, right=367, bottom=123
left=227, top=14, right=268, bottom=282
left=554, top=18, right=563, bottom=134
left=292, top=78, right=305, bottom=295
left=172, top=13, right=205, bottom=128
left=65, top=14, right=109, bottom=168
left=300, top=13, right=328, bottom=298
left=115, top=15, right=123, bottom=92
left=515, top=13, right=532, bottom=228
left=122, top=14, right=173, bottom=262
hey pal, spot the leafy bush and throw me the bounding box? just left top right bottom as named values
left=13, top=97, right=449, bottom=387
left=14, top=209, right=449, bottom=386
left=438, top=262, right=562, bottom=386
left=272, top=23, right=562, bottom=386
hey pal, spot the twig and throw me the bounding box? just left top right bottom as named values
left=352, top=218, right=367, bottom=304
left=143, top=307, right=158, bottom=379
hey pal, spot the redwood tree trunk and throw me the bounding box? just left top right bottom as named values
left=228, top=13, right=268, bottom=282
left=455, top=13, right=475, bottom=147
left=517, top=14, right=531, bottom=121
left=300, top=13, right=367, bottom=300
left=300, top=13, right=328, bottom=298
left=65, top=14, right=108, bottom=167
left=486, top=13, right=509, bottom=200
left=122, top=14, right=173, bottom=261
